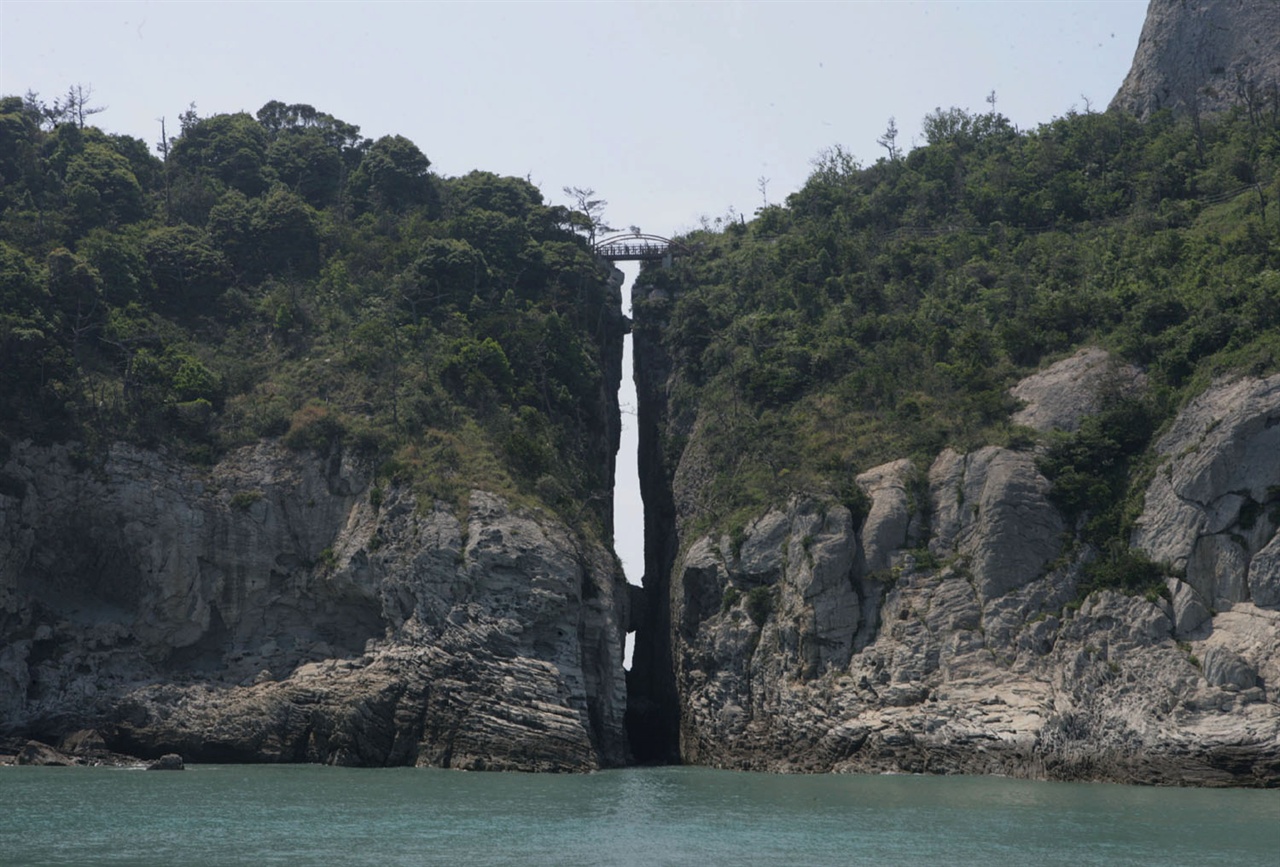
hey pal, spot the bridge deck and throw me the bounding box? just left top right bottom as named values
left=598, top=244, right=672, bottom=262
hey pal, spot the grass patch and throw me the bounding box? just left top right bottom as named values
left=230, top=490, right=263, bottom=511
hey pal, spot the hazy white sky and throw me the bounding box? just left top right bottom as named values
left=3, top=0, right=1147, bottom=238
left=1, top=0, right=1151, bottom=592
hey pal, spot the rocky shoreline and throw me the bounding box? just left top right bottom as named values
left=634, top=331, right=1280, bottom=787
left=0, top=443, right=629, bottom=773
left=1, top=733, right=148, bottom=768
left=2, top=356, right=1278, bottom=786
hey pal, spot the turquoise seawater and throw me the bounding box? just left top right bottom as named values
left=0, top=764, right=1276, bottom=865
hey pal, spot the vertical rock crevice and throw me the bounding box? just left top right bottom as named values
left=624, top=278, right=682, bottom=764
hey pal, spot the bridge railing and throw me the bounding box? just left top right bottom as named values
left=594, top=233, right=691, bottom=262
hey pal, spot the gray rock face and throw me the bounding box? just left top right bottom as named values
left=1111, top=0, right=1280, bottom=120
left=1010, top=347, right=1147, bottom=433
left=929, top=447, right=1063, bottom=602
left=0, top=441, right=629, bottom=771
left=1132, top=373, right=1280, bottom=610
left=15, top=740, right=78, bottom=766
left=856, top=459, right=916, bottom=574
left=670, top=499, right=865, bottom=765
left=656, top=371, right=1280, bottom=785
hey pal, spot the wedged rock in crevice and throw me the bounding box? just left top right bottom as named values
left=0, top=441, right=629, bottom=771
left=1247, top=533, right=1280, bottom=608
left=1166, top=577, right=1212, bottom=639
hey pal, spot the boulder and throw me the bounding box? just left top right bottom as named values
left=16, top=741, right=78, bottom=766
left=147, top=753, right=185, bottom=771
left=59, top=729, right=107, bottom=755
left=1200, top=646, right=1258, bottom=691
left=856, top=459, right=915, bottom=574
left=1010, top=347, right=1146, bottom=433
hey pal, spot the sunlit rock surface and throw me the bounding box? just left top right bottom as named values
left=655, top=365, right=1280, bottom=786
left=1111, top=0, right=1280, bottom=120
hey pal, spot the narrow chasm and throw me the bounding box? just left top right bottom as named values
left=621, top=268, right=682, bottom=765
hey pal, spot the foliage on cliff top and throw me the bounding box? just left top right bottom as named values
left=638, top=101, right=1280, bottom=543
left=0, top=93, right=623, bottom=538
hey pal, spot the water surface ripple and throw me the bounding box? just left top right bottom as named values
left=1, top=765, right=1276, bottom=865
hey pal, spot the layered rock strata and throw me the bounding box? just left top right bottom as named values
left=645, top=346, right=1280, bottom=786
left=0, top=441, right=629, bottom=770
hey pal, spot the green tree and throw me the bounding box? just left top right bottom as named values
left=561, top=186, right=614, bottom=246
left=350, top=134, right=433, bottom=213
left=64, top=141, right=146, bottom=230
left=266, top=127, right=343, bottom=208
left=251, top=186, right=321, bottom=277
left=46, top=247, right=104, bottom=347
left=399, top=238, right=489, bottom=321
left=170, top=111, right=269, bottom=197
left=0, top=241, right=47, bottom=312
left=142, top=224, right=231, bottom=311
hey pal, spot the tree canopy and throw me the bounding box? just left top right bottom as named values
left=638, top=100, right=1280, bottom=555
left=0, top=93, right=624, bottom=538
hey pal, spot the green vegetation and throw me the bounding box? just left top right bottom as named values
left=1036, top=399, right=1157, bottom=542
left=0, top=93, right=622, bottom=538
left=745, top=586, right=774, bottom=627
left=720, top=585, right=741, bottom=614
left=1081, top=544, right=1167, bottom=602
left=229, top=489, right=262, bottom=511
left=639, top=101, right=1280, bottom=573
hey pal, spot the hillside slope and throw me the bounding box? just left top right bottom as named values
left=0, top=96, right=631, bottom=769
left=628, top=98, right=1280, bottom=785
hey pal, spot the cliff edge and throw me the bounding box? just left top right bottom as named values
left=0, top=441, right=630, bottom=770
left=638, top=338, right=1280, bottom=786
left=1111, top=0, right=1280, bottom=119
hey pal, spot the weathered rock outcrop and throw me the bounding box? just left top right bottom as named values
left=1133, top=373, right=1280, bottom=610
left=1111, top=0, right=1280, bottom=120
left=0, top=441, right=629, bottom=770
left=1010, top=347, right=1147, bottom=433
left=645, top=345, right=1280, bottom=786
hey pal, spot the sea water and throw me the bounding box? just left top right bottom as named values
left=0, top=764, right=1275, bottom=866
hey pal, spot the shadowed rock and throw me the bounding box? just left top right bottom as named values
left=0, top=442, right=629, bottom=772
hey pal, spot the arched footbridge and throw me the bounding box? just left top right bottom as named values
left=593, top=233, right=691, bottom=264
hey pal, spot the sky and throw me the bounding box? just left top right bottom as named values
left=0, top=0, right=1151, bottom=598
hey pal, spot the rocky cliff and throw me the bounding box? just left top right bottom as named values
left=1111, top=0, right=1280, bottom=119
left=0, top=440, right=630, bottom=770
left=635, top=329, right=1280, bottom=786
